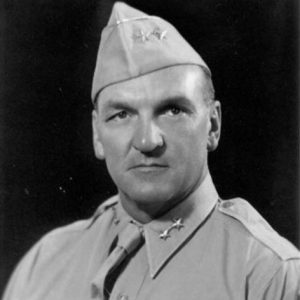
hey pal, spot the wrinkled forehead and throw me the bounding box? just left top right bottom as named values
left=96, top=65, right=206, bottom=106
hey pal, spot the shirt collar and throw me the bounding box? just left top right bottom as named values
left=91, top=173, right=218, bottom=297
left=143, top=173, right=218, bottom=278
left=116, top=172, right=219, bottom=278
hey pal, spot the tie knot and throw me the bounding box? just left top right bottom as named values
left=117, top=221, right=143, bottom=255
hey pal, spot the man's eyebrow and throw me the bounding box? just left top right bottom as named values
left=155, top=96, right=196, bottom=110
left=100, top=98, right=134, bottom=111
left=99, top=96, right=196, bottom=111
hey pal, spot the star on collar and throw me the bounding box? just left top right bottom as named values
left=159, top=218, right=184, bottom=240
left=159, top=231, right=171, bottom=240
left=172, top=218, right=184, bottom=230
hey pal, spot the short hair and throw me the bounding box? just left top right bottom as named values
left=198, top=65, right=215, bottom=105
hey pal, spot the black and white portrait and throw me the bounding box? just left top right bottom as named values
left=1, top=0, right=299, bottom=298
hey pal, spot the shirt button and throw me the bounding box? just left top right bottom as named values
left=222, top=201, right=233, bottom=208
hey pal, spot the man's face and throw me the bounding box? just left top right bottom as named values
left=93, top=65, right=221, bottom=219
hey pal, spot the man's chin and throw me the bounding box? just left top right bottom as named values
left=120, top=184, right=174, bottom=206
left=120, top=190, right=175, bottom=220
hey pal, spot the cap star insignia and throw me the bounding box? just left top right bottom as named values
left=133, top=27, right=167, bottom=43
left=132, top=29, right=150, bottom=43
left=151, top=27, right=167, bottom=40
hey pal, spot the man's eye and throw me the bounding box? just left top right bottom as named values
left=108, top=111, right=129, bottom=121
left=166, top=106, right=184, bottom=116
left=116, top=111, right=128, bottom=119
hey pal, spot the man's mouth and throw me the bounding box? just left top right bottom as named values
left=129, top=163, right=168, bottom=172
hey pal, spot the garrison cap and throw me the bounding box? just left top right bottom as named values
left=91, top=2, right=210, bottom=103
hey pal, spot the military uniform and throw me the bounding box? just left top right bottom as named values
left=4, top=3, right=300, bottom=299
left=3, top=174, right=300, bottom=300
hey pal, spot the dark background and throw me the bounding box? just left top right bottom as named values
left=1, top=0, right=299, bottom=293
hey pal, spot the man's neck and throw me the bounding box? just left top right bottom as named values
left=119, top=172, right=209, bottom=224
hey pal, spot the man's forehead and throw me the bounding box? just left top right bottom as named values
left=97, top=65, right=205, bottom=105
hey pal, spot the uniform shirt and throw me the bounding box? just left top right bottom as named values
left=3, top=174, right=300, bottom=300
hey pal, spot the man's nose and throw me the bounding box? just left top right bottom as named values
left=132, top=119, right=164, bottom=153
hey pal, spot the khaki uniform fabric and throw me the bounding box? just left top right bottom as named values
left=3, top=174, right=300, bottom=300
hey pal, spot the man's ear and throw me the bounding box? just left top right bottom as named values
left=207, top=100, right=221, bottom=152
left=92, top=110, right=105, bottom=160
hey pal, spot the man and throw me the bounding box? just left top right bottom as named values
left=3, top=2, right=300, bottom=300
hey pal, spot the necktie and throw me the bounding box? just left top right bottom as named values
left=92, top=221, right=143, bottom=299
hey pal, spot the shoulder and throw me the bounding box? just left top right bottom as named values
left=4, top=196, right=119, bottom=287
left=216, top=197, right=300, bottom=261
left=46, top=195, right=118, bottom=236
left=214, top=198, right=300, bottom=298
left=3, top=196, right=120, bottom=299
left=39, top=195, right=119, bottom=247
